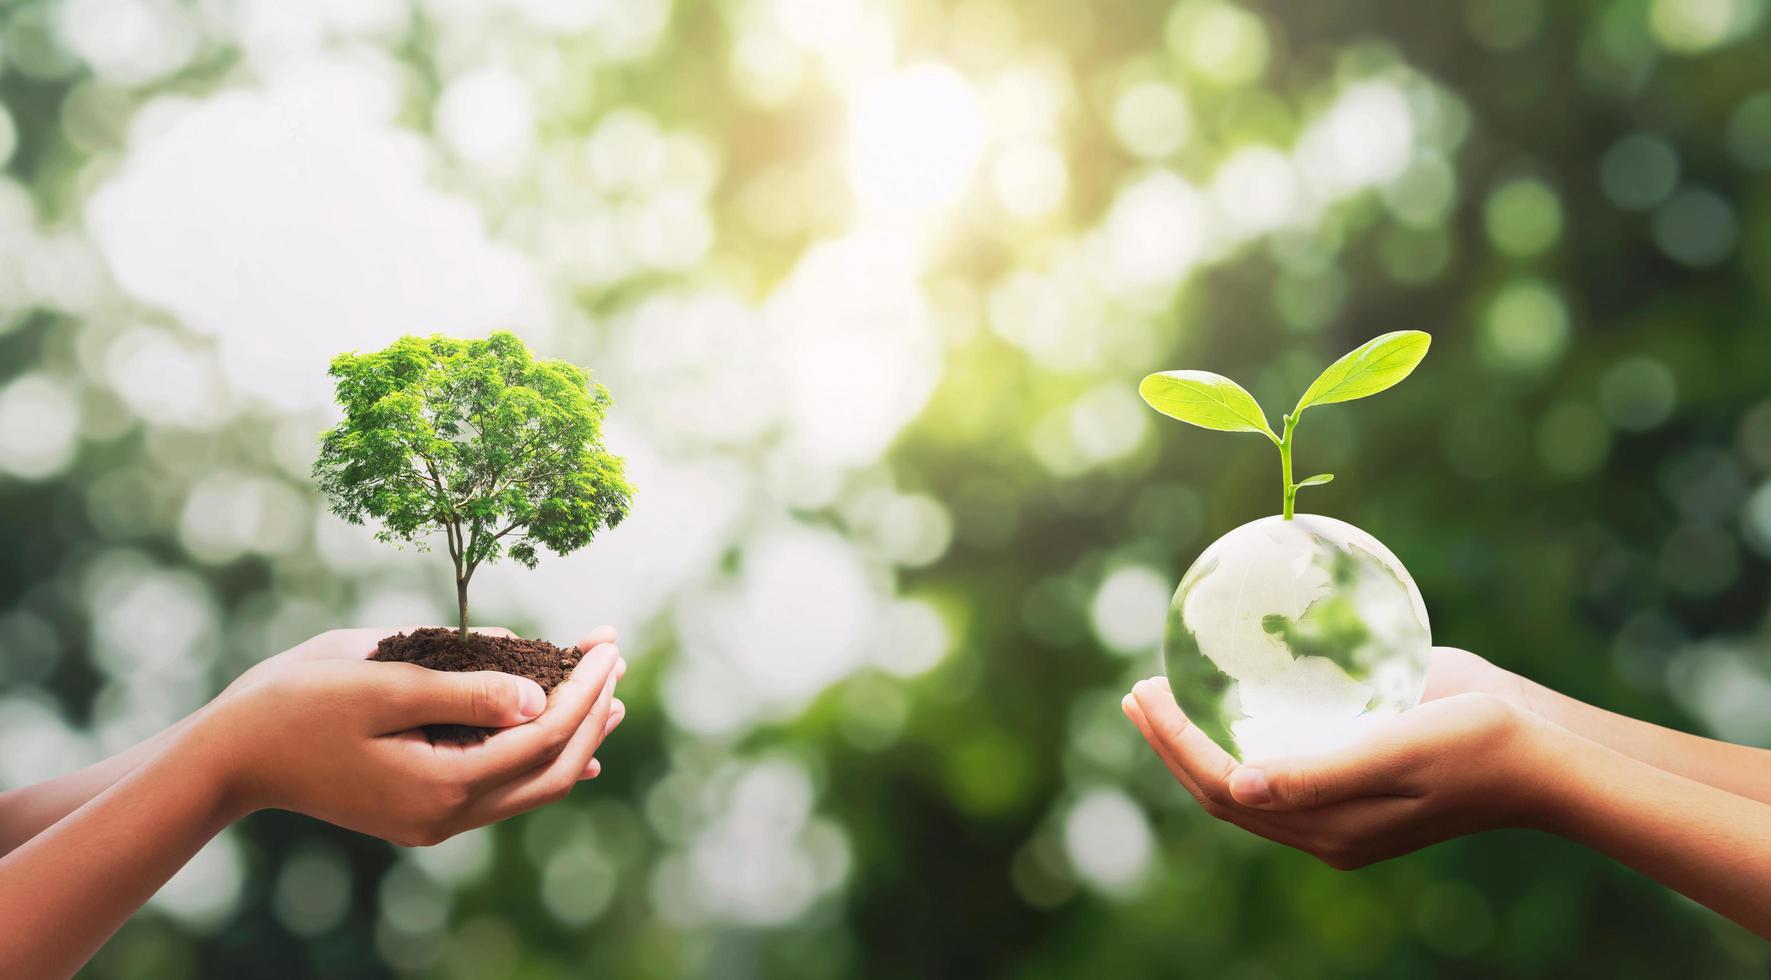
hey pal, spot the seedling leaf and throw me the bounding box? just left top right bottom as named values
left=1139, top=371, right=1277, bottom=440
left=1295, top=473, right=1334, bottom=487
left=1293, top=330, right=1431, bottom=417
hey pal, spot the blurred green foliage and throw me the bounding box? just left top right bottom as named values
left=1, top=0, right=1770, bottom=977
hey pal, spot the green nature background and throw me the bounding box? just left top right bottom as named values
left=2, top=0, right=1771, bottom=976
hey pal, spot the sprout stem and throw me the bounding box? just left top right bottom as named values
left=1280, top=413, right=1297, bottom=520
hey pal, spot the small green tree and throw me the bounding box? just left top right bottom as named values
left=315, top=332, right=634, bottom=641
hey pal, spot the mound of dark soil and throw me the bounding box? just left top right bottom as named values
left=371, top=627, right=580, bottom=742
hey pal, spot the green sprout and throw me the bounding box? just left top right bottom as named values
left=314, top=332, right=635, bottom=641
left=1138, top=331, right=1431, bottom=520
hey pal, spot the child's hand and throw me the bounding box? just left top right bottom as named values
left=1123, top=676, right=1553, bottom=869
left=198, top=626, right=626, bottom=846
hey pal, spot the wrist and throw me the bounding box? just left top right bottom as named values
left=174, top=700, right=266, bottom=824
left=1500, top=709, right=1590, bottom=834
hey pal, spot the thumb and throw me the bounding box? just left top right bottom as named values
left=1225, top=696, right=1506, bottom=809
left=1227, top=748, right=1402, bottom=811
left=364, top=663, right=548, bottom=733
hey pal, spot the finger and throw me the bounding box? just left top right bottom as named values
left=1122, top=685, right=1185, bottom=777
left=1126, top=691, right=1263, bottom=827
left=1123, top=687, right=1334, bottom=848
left=1420, top=645, right=1492, bottom=702
left=464, top=663, right=619, bottom=819
left=577, top=700, right=627, bottom=783
left=357, top=662, right=547, bottom=733
left=576, top=626, right=618, bottom=652
left=460, top=643, right=620, bottom=786
left=1123, top=691, right=1210, bottom=804
left=1218, top=795, right=1418, bottom=863
left=545, top=667, right=618, bottom=783
left=1132, top=678, right=1238, bottom=803
left=1123, top=688, right=1354, bottom=839
left=1234, top=693, right=1521, bottom=811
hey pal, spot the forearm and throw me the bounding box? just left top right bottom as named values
left=1532, top=724, right=1771, bottom=937
left=0, top=713, right=245, bottom=978
left=0, top=718, right=196, bottom=856
left=1507, top=672, right=1771, bottom=806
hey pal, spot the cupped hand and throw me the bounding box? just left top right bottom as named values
left=1123, top=673, right=1554, bottom=869
left=227, top=625, right=626, bottom=776
left=201, top=625, right=628, bottom=846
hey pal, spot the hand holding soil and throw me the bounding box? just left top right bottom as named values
left=206, top=625, right=628, bottom=846
left=368, top=626, right=605, bottom=743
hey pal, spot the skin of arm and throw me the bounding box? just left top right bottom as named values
left=0, top=719, right=195, bottom=856
left=1426, top=645, right=1771, bottom=806
left=1124, top=671, right=1771, bottom=939
left=1535, top=723, right=1771, bottom=936
left=0, top=626, right=627, bottom=979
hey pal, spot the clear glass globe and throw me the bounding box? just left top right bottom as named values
left=1163, top=513, right=1431, bottom=761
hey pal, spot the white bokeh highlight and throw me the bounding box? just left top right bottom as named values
left=87, top=57, right=547, bottom=411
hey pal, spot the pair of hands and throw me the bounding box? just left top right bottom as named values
left=219, top=634, right=1537, bottom=864
left=197, top=626, right=626, bottom=847
left=1123, top=648, right=1558, bottom=869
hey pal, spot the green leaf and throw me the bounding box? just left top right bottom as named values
left=1139, top=371, right=1277, bottom=440
left=1292, top=330, right=1431, bottom=416
left=1295, top=473, right=1334, bottom=487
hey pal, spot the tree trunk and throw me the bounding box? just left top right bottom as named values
left=456, top=577, right=470, bottom=642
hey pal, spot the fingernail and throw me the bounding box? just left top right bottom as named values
left=1120, top=694, right=1136, bottom=714
left=1229, top=768, right=1271, bottom=806
left=616, top=657, right=628, bottom=678
left=516, top=679, right=546, bottom=720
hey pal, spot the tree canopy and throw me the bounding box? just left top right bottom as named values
left=314, top=332, right=634, bottom=638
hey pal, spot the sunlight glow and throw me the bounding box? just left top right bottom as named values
left=848, top=63, right=987, bottom=213
left=1101, top=169, right=1209, bottom=292
left=86, top=58, right=546, bottom=410
left=1297, top=81, right=1416, bottom=195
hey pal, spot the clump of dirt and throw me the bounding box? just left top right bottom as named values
left=371, top=627, right=579, bottom=742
